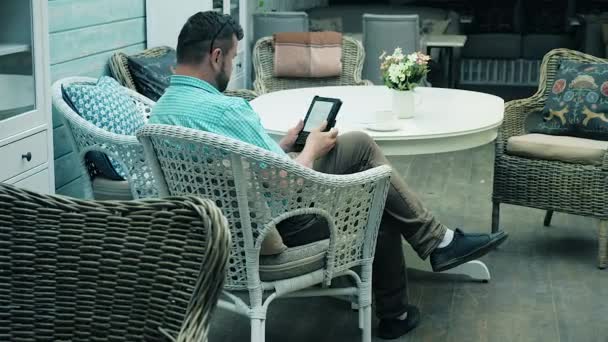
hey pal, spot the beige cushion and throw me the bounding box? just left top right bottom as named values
left=273, top=32, right=343, bottom=78
left=506, top=134, right=608, bottom=165
left=260, top=239, right=328, bottom=281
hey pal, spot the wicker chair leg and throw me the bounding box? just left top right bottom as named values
left=491, top=202, right=500, bottom=233
left=251, top=318, right=265, bottom=342
left=599, top=220, right=607, bottom=269
left=544, top=211, right=554, bottom=227
left=361, top=305, right=372, bottom=342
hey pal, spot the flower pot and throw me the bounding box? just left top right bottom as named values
left=392, top=89, right=415, bottom=119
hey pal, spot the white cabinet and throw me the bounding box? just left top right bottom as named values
left=0, top=0, right=54, bottom=194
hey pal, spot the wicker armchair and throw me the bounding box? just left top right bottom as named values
left=252, top=36, right=373, bottom=94
left=52, top=77, right=157, bottom=200
left=0, top=183, right=231, bottom=342
left=137, top=124, right=392, bottom=342
left=492, top=48, right=608, bottom=269
left=109, top=46, right=258, bottom=101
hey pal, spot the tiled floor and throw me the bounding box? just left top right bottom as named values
left=209, top=144, right=608, bottom=342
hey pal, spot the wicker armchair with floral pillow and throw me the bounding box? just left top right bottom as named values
left=492, top=48, right=608, bottom=269
left=109, top=46, right=258, bottom=101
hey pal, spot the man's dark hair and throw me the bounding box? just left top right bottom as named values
left=177, top=11, right=244, bottom=64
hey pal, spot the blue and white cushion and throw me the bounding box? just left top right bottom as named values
left=63, top=76, right=145, bottom=178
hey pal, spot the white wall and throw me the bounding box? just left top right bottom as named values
left=259, top=0, right=328, bottom=12
left=146, top=0, right=213, bottom=49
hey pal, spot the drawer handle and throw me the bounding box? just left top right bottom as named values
left=22, top=152, right=32, bottom=162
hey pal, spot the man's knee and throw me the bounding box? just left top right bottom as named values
left=338, top=131, right=376, bottom=148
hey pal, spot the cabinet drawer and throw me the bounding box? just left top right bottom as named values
left=14, top=169, right=50, bottom=194
left=0, top=131, right=48, bottom=181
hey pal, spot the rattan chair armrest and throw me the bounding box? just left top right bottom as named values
left=497, top=95, right=546, bottom=155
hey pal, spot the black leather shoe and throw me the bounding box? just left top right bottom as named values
left=430, top=229, right=508, bottom=272
left=377, top=305, right=421, bottom=340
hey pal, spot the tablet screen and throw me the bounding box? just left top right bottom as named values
left=304, top=100, right=335, bottom=131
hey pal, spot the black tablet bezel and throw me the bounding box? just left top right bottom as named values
left=296, top=96, right=342, bottom=146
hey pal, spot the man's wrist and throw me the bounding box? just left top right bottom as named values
left=295, top=148, right=315, bottom=168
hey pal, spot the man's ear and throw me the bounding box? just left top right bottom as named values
left=210, top=48, right=223, bottom=68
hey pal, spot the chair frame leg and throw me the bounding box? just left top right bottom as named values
left=251, top=318, right=265, bottom=342
left=544, top=211, right=554, bottom=227
left=599, top=219, right=607, bottom=269
left=361, top=305, right=372, bottom=342
left=491, top=202, right=500, bottom=233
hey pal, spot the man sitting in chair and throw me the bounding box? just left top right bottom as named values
left=149, top=11, right=508, bottom=340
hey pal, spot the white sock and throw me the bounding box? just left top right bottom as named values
left=437, top=228, right=454, bottom=249
left=397, top=311, right=408, bottom=320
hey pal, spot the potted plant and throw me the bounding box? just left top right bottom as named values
left=380, top=48, right=430, bottom=119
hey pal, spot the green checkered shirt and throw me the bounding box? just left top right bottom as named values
left=149, top=75, right=287, bottom=157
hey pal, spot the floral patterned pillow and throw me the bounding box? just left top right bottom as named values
left=532, top=60, right=608, bottom=140
left=63, top=76, right=146, bottom=179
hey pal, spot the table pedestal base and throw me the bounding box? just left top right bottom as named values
left=438, top=260, right=490, bottom=281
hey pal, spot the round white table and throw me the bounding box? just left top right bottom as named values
left=251, top=86, right=505, bottom=281
left=250, top=86, right=504, bottom=156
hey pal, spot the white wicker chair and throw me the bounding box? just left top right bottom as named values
left=137, top=124, right=392, bottom=342
left=52, top=77, right=158, bottom=199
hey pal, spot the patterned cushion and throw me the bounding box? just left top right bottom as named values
left=532, top=60, right=608, bottom=140
left=63, top=76, right=146, bottom=178
left=127, top=48, right=176, bottom=101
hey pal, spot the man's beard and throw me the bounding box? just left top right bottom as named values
left=216, top=62, right=230, bottom=92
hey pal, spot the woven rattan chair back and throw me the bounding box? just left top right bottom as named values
left=0, top=183, right=231, bottom=342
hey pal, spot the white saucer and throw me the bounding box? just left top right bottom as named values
left=365, top=121, right=401, bottom=132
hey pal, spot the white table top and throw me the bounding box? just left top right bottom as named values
left=424, top=34, right=467, bottom=48
left=250, top=86, right=504, bottom=155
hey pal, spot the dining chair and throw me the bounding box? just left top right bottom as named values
left=362, top=14, right=421, bottom=85
left=0, top=183, right=231, bottom=342
left=252, top=11, right=309, bottom=47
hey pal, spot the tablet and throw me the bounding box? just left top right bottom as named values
left=294, top=96, right=342, bottom=148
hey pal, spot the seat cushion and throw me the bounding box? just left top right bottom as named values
left=531, top=60, right=608, bottom=140
left=506, top=134, right=608, bottom=165
left=259, top=239, right=328, bottom=282
left=62, top=76, right=146, bottom=179
left=92, top=176, right=133, bottom=200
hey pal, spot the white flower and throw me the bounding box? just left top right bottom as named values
left=387, top=63, right=402, bottom=83
left=407, top=53, right=417, bottom=63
